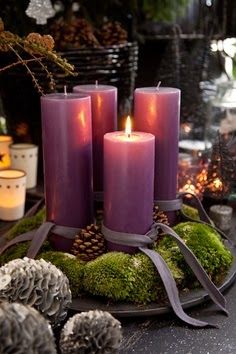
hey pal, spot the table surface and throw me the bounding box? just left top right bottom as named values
left=1, top=194, right=236, bottom=354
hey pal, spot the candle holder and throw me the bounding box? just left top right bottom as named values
left=9, top=143, right=38, bottom=189
left=0, top=135, right=12, bottom=170
left=0, top=169, right=26, bottom=221
left=178, top=153, right=208, bottom=200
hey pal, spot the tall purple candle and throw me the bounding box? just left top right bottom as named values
left=41, top=93, right=93, bottom=232
left=104, top=122, right=155, bottom=252
left=134, top=87, right=180, bottom=224
left=73, top=84, right=117, bottom=195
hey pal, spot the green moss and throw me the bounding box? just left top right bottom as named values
left=157, top=222, right=233, bottom=284
left=0, top=242, right=30, bottom=266
left=84, top=252, right=132, bottom=301
left=38, top=251, right=85, bottom=298
left=0, top=241, right=53, bottom=266
left=83, top=251, right=185, bottom=304
left=181, top=204, right=200, bottom=221
left=5, top=207, right=46, bottom=241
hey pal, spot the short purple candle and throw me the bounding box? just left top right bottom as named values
left=73, top=84, right=117, bottom=194
left=104, top=124, right=155, bottom=252
left=134, top=87, right=180, bottom=224
left=41, top=93, right=93, bottom=233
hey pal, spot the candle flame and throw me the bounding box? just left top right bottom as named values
left=125, top=116, right=132, bottom=138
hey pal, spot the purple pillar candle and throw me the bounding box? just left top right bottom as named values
left=134, top=87, right=180, bottom=224
left=41, top=93, right=93, bottom=237
left=73, top=84, right=117, bottom=195
left=104, top=120, right=155, bottom=252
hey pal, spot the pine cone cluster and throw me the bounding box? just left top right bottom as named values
left=50, top=17, right=128, bottom=50
left=153, top=205, right=169, bottom=226
left=71, top=224, right=106, bottom=262
left=50, top=17, right=100, bottom=50
left=98, top=21, right=128, bottom=46
left=0, top=302, right=57, bottom=354
left=60, top=310, right=122, bottom=354
left=0, top=257, right=71, bottom=326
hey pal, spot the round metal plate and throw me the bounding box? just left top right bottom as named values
left=70, top=243, right=236, bottom=317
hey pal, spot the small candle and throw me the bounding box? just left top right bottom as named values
left=10, top=143, right=38, bottom=189
left=209, top=205, right=233, bottom=231
left=0, top=135, right=13, bottom=170
left=0, top=169, right=26, bottom=221
left=134, top=87, right=180, bottom=224
left=41, top=93, right=93, bottom=229
left=104, top=117, right=155, bottom=252
left=73, top=84, right=117, bottom=194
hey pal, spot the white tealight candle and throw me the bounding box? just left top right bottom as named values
left=10, top=143, right=38, bottom=189
left=0, top=169, right=26, bottom=221
left=209, top=205, right=233, bottom=231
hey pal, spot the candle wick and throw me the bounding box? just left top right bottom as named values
left=156, top=81, right=161, bottom=90
left=128, top=133, right=131, bottom=138
left=64, top=85, right=68, bottom=96
left=95, top=80, right=98, bottom=87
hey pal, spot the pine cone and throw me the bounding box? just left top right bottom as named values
left=71, top=224, right=106, bottom=261
left=0, top=257, right=71, bottom=326
left=153, top=205, right=169, bottom=225
left=98, top=21, right=128, bottom=47
left=0, top=302, right=57, bottom=354
left=50, top=17, right=100, bottom=50
left=60, top=310, right=122, bottom=354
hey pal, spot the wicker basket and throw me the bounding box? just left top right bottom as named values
left=35, top=42, right=139, bottom=114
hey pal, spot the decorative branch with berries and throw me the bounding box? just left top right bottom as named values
left=0, top=18, right=76, bottom=95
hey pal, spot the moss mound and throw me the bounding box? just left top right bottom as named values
left=181, top=204, right=200, bottom=221
left=157, top=222, right=233, bottom=284
left=39, top=251, right=85, bottom=298
left=83, top=251, right=184, bottom=303
left=5, top=208, right=46, bottom=241
left=0, top=241, right=52, bottom=266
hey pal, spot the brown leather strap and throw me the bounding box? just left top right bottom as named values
left=27, top=222, right=55, bottom=258
left=102, top=222, right=228, bottom=328
left=0, top=231, right=35, bottom=255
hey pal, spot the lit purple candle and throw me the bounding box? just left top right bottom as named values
left=41, top=93, right=93, bottom=233
left=104, top=117, right=155, bottom=252
left=134, top=87, right=180, bottom=224
left=73, top=84, right=117, bottom=195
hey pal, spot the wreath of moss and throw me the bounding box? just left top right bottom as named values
left=0, top=207, right=233, bottom=304
left=83, top=251, right=185, bottom=304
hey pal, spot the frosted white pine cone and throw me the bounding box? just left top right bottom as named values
left=0, top=301, right=56, bottom=354
left=0, top=257, right=71, bottom=326
left=60, top=310, right=122, bottom=354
